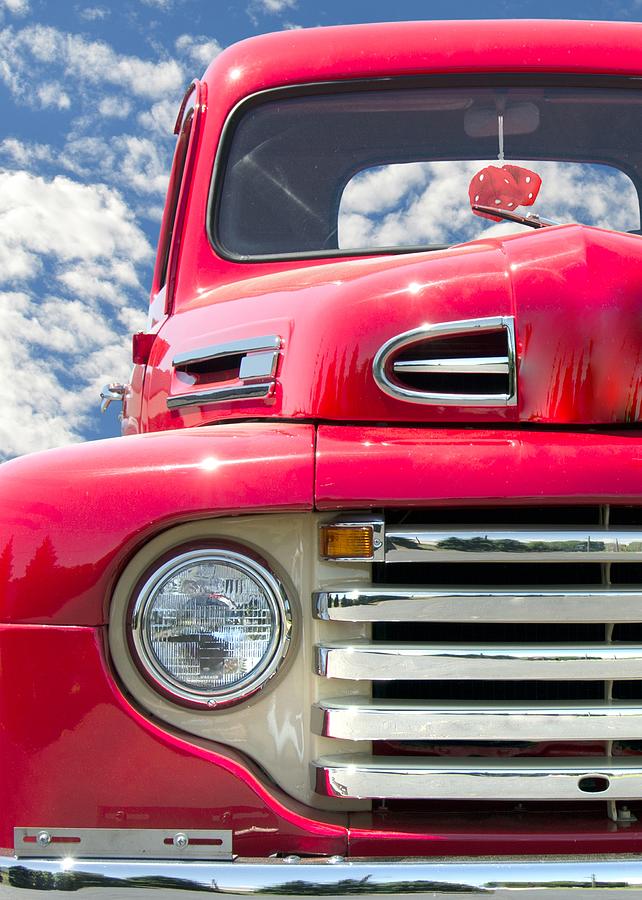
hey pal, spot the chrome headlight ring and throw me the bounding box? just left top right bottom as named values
left=129, top=547, right=292, bottom=709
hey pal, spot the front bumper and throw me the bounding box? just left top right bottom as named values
left=4, top=855, right=642, bottom=897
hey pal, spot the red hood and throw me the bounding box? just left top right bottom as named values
left=146, top=225, right=642, bottom=430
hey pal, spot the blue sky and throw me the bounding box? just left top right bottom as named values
left=1, top=0, right=640, bottom=460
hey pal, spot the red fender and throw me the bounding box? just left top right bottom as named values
left=0, top=423, right=314, bottom=625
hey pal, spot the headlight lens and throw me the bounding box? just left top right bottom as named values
left=130, top=548, right=291, bottom=707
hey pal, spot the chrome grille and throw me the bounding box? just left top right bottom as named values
left=312, top=506, right=642, bottom=820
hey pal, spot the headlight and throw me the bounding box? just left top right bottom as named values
left=129, top=547, right=291, bottom=708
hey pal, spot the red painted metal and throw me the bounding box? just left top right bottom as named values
left=0, top=624, right=347, bottom=856
left=315, top=426, right=642, bottom=509
left=347, top=810, right=642, bottom=857
left=146, top=225, right=642, bottom=431
left=0, top=423, right=314, bottom=625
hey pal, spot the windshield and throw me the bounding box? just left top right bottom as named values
left=214, top=82, right=642, bottom=260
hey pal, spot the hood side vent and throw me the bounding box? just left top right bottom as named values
left=167, top=334, right=280, bottom=410
left=373, top=316, right=516, bottom=407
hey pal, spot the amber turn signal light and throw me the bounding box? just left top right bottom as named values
left=320, top=525, right=375, bottom=560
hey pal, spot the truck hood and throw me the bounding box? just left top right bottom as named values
left=148, top=224, right=642, bottom=429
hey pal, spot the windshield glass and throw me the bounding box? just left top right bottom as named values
left=214, top=83, right=642, bottom=259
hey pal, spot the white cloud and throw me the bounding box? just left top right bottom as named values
left=139, top=0, right=171, bottom=7
left=110, top=135, right=170, bottom=195
left=37, top=82, right=71, bottom=110
left=0, top=170, right=151, bottom=283
left=138, top=97, right=177, bottom=136
left=254, top=0, right=296, bottom=11
left=0, top=170, right=152, bottom=459
left=98, top=95, right=132, bottom=118
left=175, top=33, right=222, bottom=68
left=78, top=5, right=109, bottom=19
left=56, top=132, right=166, bottom=195
left=0, top=138, right=54, bottom=167
left=0, top=24, right=185, bottom=103
left=0, top=0, right=29, bottom=14
left=247, top=0, right=296, bottom=23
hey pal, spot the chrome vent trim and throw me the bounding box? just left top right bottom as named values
left=168, top=334, right=280, bottom=410
left=394, top=355, right=510, bottom=375
left=373, top=315, right=516, bottom=406
left=172, top=334, right=280, bottom=368
left=166, top=381, right=274, bottom=410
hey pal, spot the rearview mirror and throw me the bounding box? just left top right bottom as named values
left=464, top=102, right=540, bottom=138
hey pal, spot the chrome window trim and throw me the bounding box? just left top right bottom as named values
left=373, top=315, right=517, bottom=407
left=130, top=547, right=292, bottom=709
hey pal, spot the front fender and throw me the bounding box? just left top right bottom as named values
left=0, top=423, right=315, bottom=624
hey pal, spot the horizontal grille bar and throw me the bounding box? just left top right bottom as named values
left=313, top=755, right=642, bottom=800
left=316, top=642, right=642, bottom=681
left=313, top=586, right=642, bottom=623
left=385, top=527, right=642, bottom=563
left=313, top=697, right=642, bottom=741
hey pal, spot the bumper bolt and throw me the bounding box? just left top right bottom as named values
left=36, top=832, right=51, bottom=847
left=284, top=855, right=301, bottom=864
left=173, top=833, right=189, bottom=848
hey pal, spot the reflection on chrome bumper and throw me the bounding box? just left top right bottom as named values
left=4, top=855, right=642, bottom=897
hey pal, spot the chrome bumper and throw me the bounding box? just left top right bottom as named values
left=4, top=855, right=642, bottom=898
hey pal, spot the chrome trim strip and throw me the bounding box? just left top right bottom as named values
left=393, top=355, right=510, bottom=375
left=385, top=527, right=642, bottom=563
left=373, top=315, right=517, bottom=407
left=166, top=381, right=273, bottom=410
left=313, top=585, right=642, bottom=623
left=173, top=334, right=280, bottom=368
left=313, top=755, right=642, bottom=800
left=14, top=828, right=232, bottom=860
left=8, top=855, right=642, bottom=898
left=315, top=641, right=642, bottom=681
left=313, top=697, right=642, bottom=741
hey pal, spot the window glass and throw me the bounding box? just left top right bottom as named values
left=215, top=85, right=642, bottom=259
left=338, top=160, right=639, bottom=249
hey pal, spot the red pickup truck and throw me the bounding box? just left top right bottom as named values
left=4, top=18, right=642, bottom=898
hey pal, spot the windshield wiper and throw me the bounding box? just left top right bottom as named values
left=472, top=204, right=559, bottom=229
